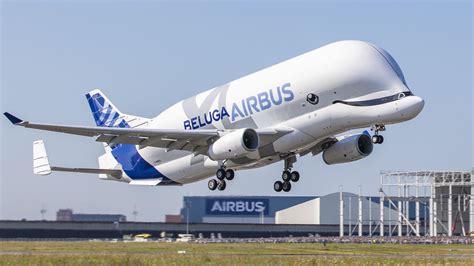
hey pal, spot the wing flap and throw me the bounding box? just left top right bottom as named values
left=258, top=127, right=293, bottom=146
left=299, top=137, right=338, bottom=157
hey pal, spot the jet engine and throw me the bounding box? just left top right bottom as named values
left=208, top=128, right=259, bottom=160
left=322, top=133, right=373, bottom=165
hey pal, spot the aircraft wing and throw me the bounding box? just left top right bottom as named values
left=4, top=113, right=291, bottom=154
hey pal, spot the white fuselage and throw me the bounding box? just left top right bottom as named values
left=105, top=40, right=424, bottom=185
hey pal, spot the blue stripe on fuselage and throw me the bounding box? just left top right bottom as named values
left=110, top=123, right=178, bottom=183
left=111, top=143, right=166, bottom=180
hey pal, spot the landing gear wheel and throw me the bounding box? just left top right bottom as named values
left=282, top=181, right=292, bottom=192
left=372, top=135, right=379, bottom=144
left=274, top=181, right=283, bottom=192
left=377, top=135, right=384, bottom=144
left=225, top=169, right=235, bottom=180
left=208, top=179, right=217, bottom=191
left=372, top=135, right=384, bottom=144
left=282, top=170, right=291, bottom=182
left=216, top=168, right=226, bottom=180
left=290, top=171, right=300, bottom=182
left=217, top=180, right=226, bottom=191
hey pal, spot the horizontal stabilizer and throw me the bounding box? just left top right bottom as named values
left=51, top=166, right=122, bottom=176
left=32, top=140, right=122, bottom=177
left=129, top=179, right=162, bottom=186
left=33, top=140, right=52, bottom=175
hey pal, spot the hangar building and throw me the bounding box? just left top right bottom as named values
left=180, top=196, right=315, bottom=224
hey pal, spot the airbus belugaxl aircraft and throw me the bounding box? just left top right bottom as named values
left=4, top=40, right=424, bottom=192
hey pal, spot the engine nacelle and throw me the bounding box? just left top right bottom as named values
left=208, top=128, right=259, bottom=160
left=322, top=133, right=373, bottom=165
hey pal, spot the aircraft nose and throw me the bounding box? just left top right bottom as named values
left=414, top=96, right=424, bottom=110
left=411, top=96, right=425, bottom=116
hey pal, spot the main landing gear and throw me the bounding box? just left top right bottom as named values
left=208, top=162, right=235, bottom=191
left=274, top=156, right=299, bottom=192
left=371, top=124, right=385, bottom=144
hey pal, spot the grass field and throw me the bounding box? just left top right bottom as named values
left=1, top=241, right=474, bottom=265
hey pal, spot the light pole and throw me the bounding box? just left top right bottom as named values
left=132, top=205, right=138, bottom=222
left=40, top=204, right=47, bottom=220
left=185, top=199, right=191, bottom=234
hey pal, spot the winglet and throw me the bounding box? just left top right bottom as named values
left=3, top=112, right=23, bottom=125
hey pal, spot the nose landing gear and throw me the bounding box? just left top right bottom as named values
left=371, top=124, right=385, bottom=144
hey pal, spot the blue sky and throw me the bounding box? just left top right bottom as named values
left=1, top=1, right=472, bottom=221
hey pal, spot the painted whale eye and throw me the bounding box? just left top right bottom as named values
left=398, top=92, right=406, bottom=99
left=306, top=93, right=319, bottom=105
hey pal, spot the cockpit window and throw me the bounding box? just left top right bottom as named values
left=333, top=91, right=413, bottom=106
left=370, top=45, right=407, bottom=85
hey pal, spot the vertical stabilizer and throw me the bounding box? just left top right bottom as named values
left=85, top=89, right=150, bottom=128
left=86, top=89, right=126, bottom=128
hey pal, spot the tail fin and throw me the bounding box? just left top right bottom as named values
left=85, top=89, right=149, bottom=128
left=86, top=89, right=126, bottom=128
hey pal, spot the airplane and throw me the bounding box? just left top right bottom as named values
left=3, top=40, right=424, bottom=192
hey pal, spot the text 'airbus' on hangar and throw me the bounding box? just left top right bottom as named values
left=180, top=196, right=315, bottom=224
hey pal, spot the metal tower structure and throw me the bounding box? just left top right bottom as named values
left=380, top=170, right=472, bottom=237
